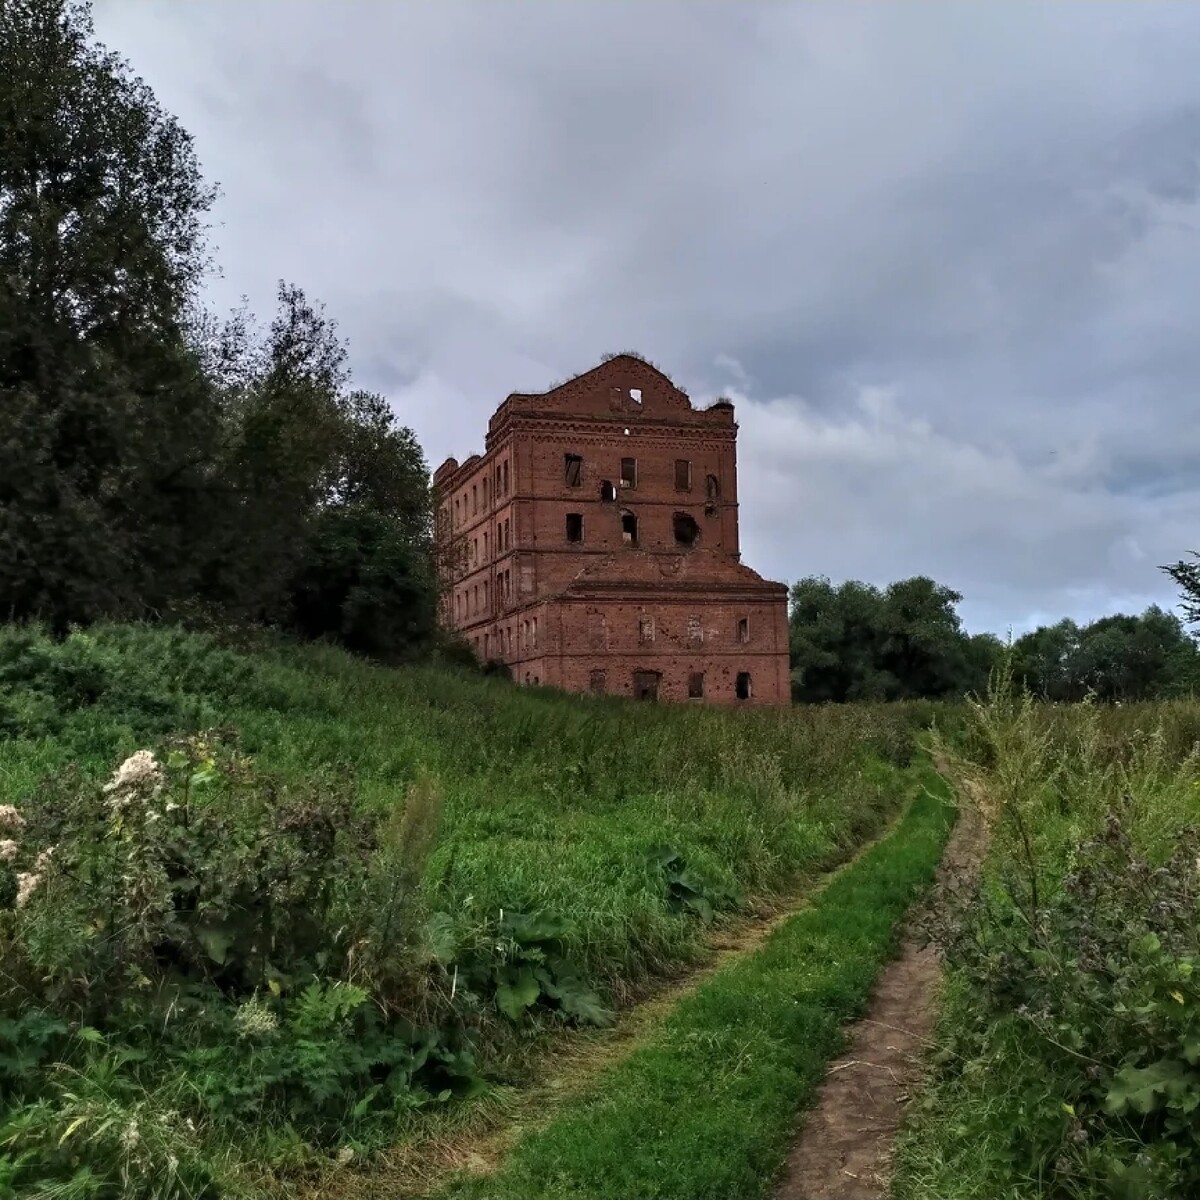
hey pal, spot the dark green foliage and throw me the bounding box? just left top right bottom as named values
left=289, top=504, right=437, bottom=659
left=1162, top=551, right=1200, bottom=629
left=0, top=623, right=303, bottom=746
left=429, top=910, right=613, bottom=1027
left=646, top=844, right=743, bottom=924
left=1011, top=607, right=1200, bottom=702
left=925, top=803, right=1200, bottom=1197
left=789, top=574, right=1000, bottom=702
left=0, top=0, right=221, bottom=629
left=0, top=1, right=439, bottom=658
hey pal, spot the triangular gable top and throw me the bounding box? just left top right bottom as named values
left=492, top=354, right=731, bottom=426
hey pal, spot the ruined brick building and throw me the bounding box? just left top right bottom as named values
left=432, top=355, right=790, bottom=705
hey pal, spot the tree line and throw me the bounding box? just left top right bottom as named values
left=5, top=1, right=1200, bottom=687
left=789, top=573, right=1200, bottom=704
left=1, top=0, right=439, bottom=658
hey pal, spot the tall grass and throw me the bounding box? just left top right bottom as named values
left=438, top=768, right=954, bottom=1200
left=895, top=667, right=1200, bottom=1199
left=0, top=622, right=932, bottom=1195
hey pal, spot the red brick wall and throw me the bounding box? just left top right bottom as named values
left=434, top=356, right=791, bottom=706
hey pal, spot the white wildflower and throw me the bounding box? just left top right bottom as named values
left=233, top=995, right=279, bottom=1039
left=0, top=805, right=24, bottom=832
left=34, top=845, right=53, bottom=871
left=104, top=750, right=164, bottom=812
left=120, top=1118, right=141, bottom=1151
left=15, top=871, right=41, bottom=908
left=0, top=839, right=18, bottom=863
left=104, top=750, right=163, bottom=796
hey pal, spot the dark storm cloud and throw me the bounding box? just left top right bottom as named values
left=93, top=1, right=1200, bottom=636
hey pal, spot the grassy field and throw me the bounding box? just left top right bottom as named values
left=437, top=767, right=954, bottom=1200
left=894, top=680, right=1200, bottom=1199
left=0, top=623, right=932, bottom=1196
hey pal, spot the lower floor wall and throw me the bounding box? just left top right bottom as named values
left=510, top=650, right=789, bottom=706
left=454, top=590, right=791, bottom=705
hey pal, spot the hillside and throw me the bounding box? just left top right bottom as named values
left=0, top=623, right=929, bottom=1195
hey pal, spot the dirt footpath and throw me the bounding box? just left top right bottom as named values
left=774, top=775, right=987, bottom=1200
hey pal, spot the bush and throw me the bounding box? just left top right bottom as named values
left=924, top=800, right=1200, bottom=1197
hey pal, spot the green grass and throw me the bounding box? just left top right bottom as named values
left=0, top=622, right=939, bottom=1194
left=892, top=681, right=1200, bottom=1200
left=0, top=623, right=924, bottom=995
left=437, top=766, right=954, bottom=1200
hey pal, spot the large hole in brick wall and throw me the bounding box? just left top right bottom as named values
left=673, top=512, right=700, bottom=548
left=599, top=480, right=617, bottom=502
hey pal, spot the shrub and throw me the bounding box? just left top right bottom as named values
left=930, top=800, right=1200, bottom=1196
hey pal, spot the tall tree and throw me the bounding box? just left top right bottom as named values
left=788, top=574, right=997, bottom=702
left=1011, top=607, right=1199, bottom=701
left=1163, top=551, right=1200, bottom=628
left=0, top=0, right=219, bottom=627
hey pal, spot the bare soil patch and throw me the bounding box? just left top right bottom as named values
left=774, top=772, right=987, bottom=1200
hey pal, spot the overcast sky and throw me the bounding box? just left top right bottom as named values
left=93, top=1, right=1200, bottom=636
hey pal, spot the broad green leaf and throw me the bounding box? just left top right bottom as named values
left=495, top=965, right=541, bottom=1021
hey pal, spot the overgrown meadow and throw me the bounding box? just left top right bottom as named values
left=896, top=673, right=1200, bottom=1199
left=0, top=623, right=925, bottom=1197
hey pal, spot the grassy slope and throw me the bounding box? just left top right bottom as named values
left=0, top=623, right=922, bottom=998
left=437, top=767, right=954, bottom=1200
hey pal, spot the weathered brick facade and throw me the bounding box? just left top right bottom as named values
left=433, top=355, right=790, bottom=705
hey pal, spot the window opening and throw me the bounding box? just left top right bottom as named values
left=620, top=510, right=638, bottom=545
left=566, top=513, right=583, bottom=543
left=737, top=617, right=750, bottom=643
left=620, top=457, right=637, bottom=488
left=629, top=387, right=642, bottom=406
left=688, top=672, right=705, bottom=699
left=564, top=454, right=583, bottom=487
left=599, top=480, right=617, bottom=503
left=632, top=670, right=660, bottom=702
left=675, top=459, right=692, bottom=491
left=705, top=474, right=721, bottom=513
left=589, top=669, right=607, bottom=694
left=736, top=672, right=752, bottom=701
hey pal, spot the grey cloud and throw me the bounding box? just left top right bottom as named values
left=92, top=0, right=1200, bottom=635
